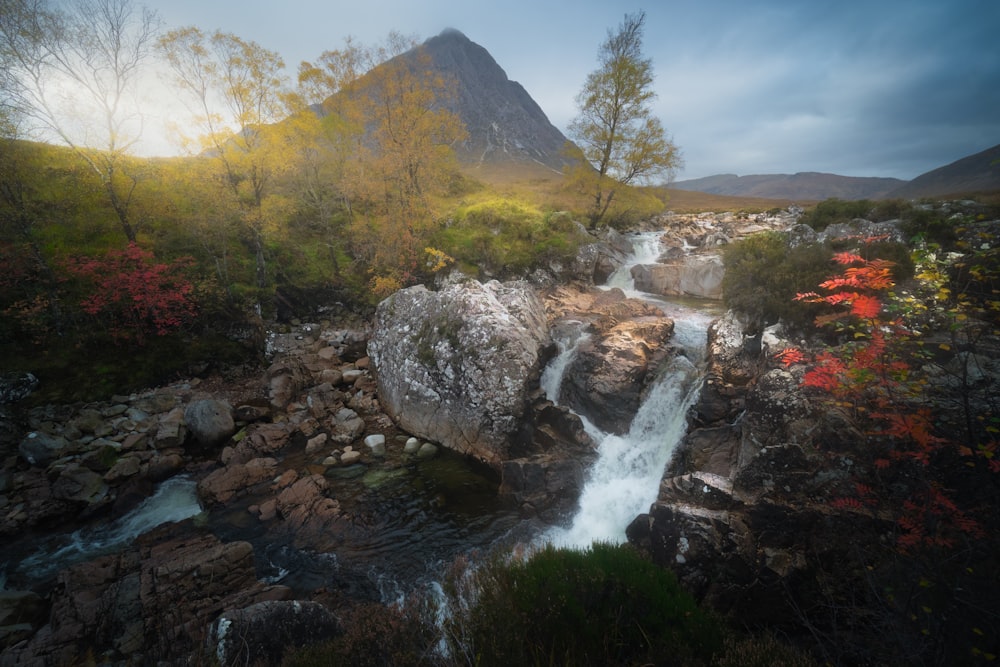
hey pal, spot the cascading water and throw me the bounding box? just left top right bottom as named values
left=8, top=475, right=202, bottom=586
left=544, top=231, right=712, bottom=548
left=605, top=231, right=665, bottom=294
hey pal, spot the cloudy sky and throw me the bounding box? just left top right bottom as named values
left=142, top=0, right=1000, bottom=180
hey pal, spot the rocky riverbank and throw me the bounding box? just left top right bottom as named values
left=4, top=205, right=871, bottom=664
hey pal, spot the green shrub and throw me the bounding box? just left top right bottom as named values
left=800, top=199, right=874, bottom=231
left=443, top=542, right=723, bottom=667
left=711, top=634, right=818, bottom=667
left=722, top=232, right=834, bottom=331
left=282, top=600, right=437, bottom=667
left=900, top=206, right=959, bottom=247
left=434, top=197, right=581, bottom=277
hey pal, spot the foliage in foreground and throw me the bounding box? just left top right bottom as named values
left=773, top=241, right=1000, bottom=663
left=441, top=542, right=724, bottom=667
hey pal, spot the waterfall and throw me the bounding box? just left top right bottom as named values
left=604, top=232, right=664, bottom=294
left=539, top=321, right=589, bottom=405
left=544, top=232, right=710, bottom=548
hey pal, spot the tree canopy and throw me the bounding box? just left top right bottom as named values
left=567, top=11, right=681, bottom=227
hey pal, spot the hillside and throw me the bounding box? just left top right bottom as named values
left=673, top=142, right=1000, bottom=201
left=672, top=172, right=905, bottom=200
left=888, top=142, right=1000, bottom=198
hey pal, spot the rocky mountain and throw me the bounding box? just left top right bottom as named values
left=326, top=28, right=573, bottom=172
left=418, top=29, right=574, bottom=171
left=673, top=142, right=1000, bottom=200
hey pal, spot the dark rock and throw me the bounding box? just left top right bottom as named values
left=0, top=372, right=38, bottom=404
left=209, top=600, right=340, bottom=666
left=18, top=431, right=69, bottom=467
left=184, top=399, right=236, bottom=448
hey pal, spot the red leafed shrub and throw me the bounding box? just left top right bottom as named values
left=63, top=243, right=197, bottom=346
left=777, top=252, right=994, bottom=551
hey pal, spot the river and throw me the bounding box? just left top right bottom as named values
left=5, top=231, right=723, bottom=603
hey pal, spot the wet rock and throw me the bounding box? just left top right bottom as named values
left=416, top=442, right=438, bottom=459
left=364, top=434, right=386, bottom=457
left=631, top=253, right=725, bottom=299
left=561, top=318, right=675, bottom=435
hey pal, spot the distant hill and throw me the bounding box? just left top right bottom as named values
left=673, top=143, right=1000, bottom=201
left=888, top=143, right=1000, bottom=199
left=672, top=172, right=905, bottom=201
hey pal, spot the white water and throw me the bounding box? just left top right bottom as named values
left=544, top=232, right=710, bottom=548
left=539, top=321, right=589, bottom=405
left=11, top=475, right=202, bottom=584
left=605, top=231, right=664, bottom=294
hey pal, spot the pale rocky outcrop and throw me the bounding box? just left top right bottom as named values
left=368, top=279, right=549, bottom=467
left=631, top=253, right=725, bottom=299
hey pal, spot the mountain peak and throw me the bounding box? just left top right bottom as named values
left=434, top=27, right=470, bottom=41
left=415, top=29, right=573, bottom=170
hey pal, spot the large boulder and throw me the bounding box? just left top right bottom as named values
left=368, top=279, right=549, bottom=467
left=184, top=399, right=236, bottom=448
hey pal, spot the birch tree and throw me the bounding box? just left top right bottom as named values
left=568, top=11, right=681, bottom=227
left=158, top=27, right=301, bottom=296
left=0, top=0, right=159, bottom=242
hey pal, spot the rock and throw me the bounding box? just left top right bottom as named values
left=305, top=432, right=329, bottom=455
left=500, top=455, right=587, bottom=517
left=416, top=442, right=438, bottom=459
left=326, top=406, right=364, bottom=445
left=184, top=399, right=236, bottom=448
left=154, top=407, right=187, bottom=449
left=561, top=318, right=675, bottom=435
left=103, top=454, right=143, bottom=483
left=18, top=431, right=69, bottom=467
left=210, top=600, right=340, bottom=666
left=0, top=590, right=47, bottom=630
left=197, top=458, right=279, bottom=506
left=631, top=253, right=725, bottom=299
left=369, top=279, right=549, bottom=467
left=274, top=474, right=345, bottom=543
left=340, top=450, right=362, bottom=465
left=403, top=437, right=421, bottom=454
left=1, top=525, right=291, bottom=666
left=305, top=382, right=343, bottom=419
left=364, top=434, right=386, bottom=457
left=0, top=372, right=38, bottom=404
left=267, top=358, right=309, bottom=411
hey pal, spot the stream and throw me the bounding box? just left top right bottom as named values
left=5, top=231, right=723, bottom=603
